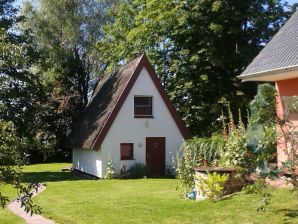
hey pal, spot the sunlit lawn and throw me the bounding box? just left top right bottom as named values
left=1, top=163, right=298, bottom=224
left=0, top=163, right=71, bottom=224
left=0, top=181, right=25, bottom=224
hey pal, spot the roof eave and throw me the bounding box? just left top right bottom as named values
left=238, top=65, right=298, bottom=82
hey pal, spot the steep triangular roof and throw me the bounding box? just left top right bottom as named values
left=239, top=11, right=298, bottom=81
left=65, top=54, right=190, bottom=150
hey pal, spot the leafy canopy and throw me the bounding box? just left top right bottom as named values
left=98, top=0, right=291, bottom=136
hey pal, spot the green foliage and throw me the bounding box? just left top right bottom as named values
left=245, top=85, right=298, bottom=212
left=0, top=0, right=43, bottom=140
left=242, top=178, right=267, bottom=194
left=286, top=96, right=298, bottom=114
left=175, top=134, right=225, bottom=195
left=249, top=84, right=277, bottom=125
left=248, top=116, right=298, bottom=212
left=0, top=0, right=42, bottom=213
left=127, top=163, right=147, bottom=179
left=220, top=107, right=247, bottom=168
left=176, top=107, right=248, bottom=197
left=257, top=191, right=272, bottom=212
left=0, top=29, right=21, bottom=65
left=1, top=0, right=46, bottom=161
left=247, top=125, right=276, bottom=167
left=242, top=178, right=272, bottom=212
left=0, top=120, right=24, bottom=208
left=183, top=134, right=224, bottom=166
left=247, top=84, right=277, bottom=169
left=0, top=120, right=41, bottom=214
left=18, top=0, right=115, bottom=158
left=98, top=0, right=291, bottom=136
left=104, top=155, right=116, bottom=179
left=22, top=0, right=114, bottom=105
left=32, top=89, right=83, bottom=161
left=175, top=142, right=195, bottom=196
left=196, top=172, right=229, bottom=201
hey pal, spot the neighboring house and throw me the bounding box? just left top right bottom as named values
left=238, top=11, right=298, bottom=166
left=65, top=54, right=190, bottom=178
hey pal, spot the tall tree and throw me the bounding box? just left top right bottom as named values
left=0, top=0, right=42, bottom=138
left=21, top=0, right=115, bottom=153
left=97, top=0, right=291, bottom=136
left=22, top=0, right=114, bottom=106
left=0, top=0, right=40, bottom=213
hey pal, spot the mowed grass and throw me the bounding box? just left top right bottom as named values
left=0, top=185, right=25, bottom=224
left=1, top=163, right=298, bottom=224
left=20, top=163, right=298, bottom=224
left=0, top=163, right=72, bottom=224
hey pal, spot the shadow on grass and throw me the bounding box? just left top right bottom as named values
left=21, top=171, right=89, bottom=183
left=116, top=176, right=176, bottom=180
left=275, top=209, right=298, bottom=224
left=219, top=194, right=235, bottom=201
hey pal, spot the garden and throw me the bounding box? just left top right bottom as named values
left=1, top=1, right=298, bottom=223
left=172, top=83, right=298, bottom=218
left=0, top=85, right=297, bottom=223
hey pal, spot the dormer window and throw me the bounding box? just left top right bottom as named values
left=134, top=96, right=153, bottom=118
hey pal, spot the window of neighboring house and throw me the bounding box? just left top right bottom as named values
left=134, top=96, right=153, bottom=117
left=120, top=143, right=134, bottom=160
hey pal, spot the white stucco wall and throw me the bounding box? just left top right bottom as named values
left=72, top=148, right=102, bottom=177
left=72, top=66, right=185, bottom=178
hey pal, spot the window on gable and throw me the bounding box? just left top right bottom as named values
left=120, top=143, right=134, bottom=160
left=134, top=96, right=153, bottom=118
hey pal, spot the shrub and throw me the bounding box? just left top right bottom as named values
left=249, top=84, right=276, bottom=125
left=127, top=163, right=147, bottom=178
left=165, top=165, right=175, bottom=178
left=175, top=142, right=196, bottom=196
left=104, top=155, right=116, bottom=179
left=246, top=124, right=276, bottom=169
left=196, top=172, right=229, bottom=201
left=242, top=178, right=267, bottom=194
left=246, top=84, right=277, bottom=169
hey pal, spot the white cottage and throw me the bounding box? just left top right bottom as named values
left=65, top=54, right=190, bottom=178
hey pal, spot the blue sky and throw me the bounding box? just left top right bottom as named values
left=288, top=0, right=298, bottom=4
left=14, top=0, right=23, bottom=7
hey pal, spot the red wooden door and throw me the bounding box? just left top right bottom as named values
left=146, top=137, right=165, bottom=176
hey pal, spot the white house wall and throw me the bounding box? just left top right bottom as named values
left=100, top=67, right=184, bottom=177
left=73, top=148, right=102, bottom=177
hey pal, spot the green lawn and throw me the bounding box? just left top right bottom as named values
left=0, top=185, right=25, bottom=224
left=1, top=163, right=298, bottom=224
